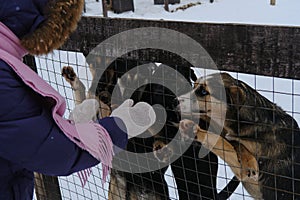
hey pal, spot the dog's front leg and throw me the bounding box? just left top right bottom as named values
left=179, top=119, right=259, bottom=182
left=153, top=140, right=174, bottom=163
left=62, top=66, right=86, bottom=104
left=232, top=142, right=259, bottom=181
left=108, top=169, right=127, bottom=200
left=98, top=99, right=111, bottom=118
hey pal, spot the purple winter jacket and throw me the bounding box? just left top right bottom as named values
left=0, top=1, right=128, bottom=199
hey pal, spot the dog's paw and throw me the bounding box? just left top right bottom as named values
left=226, top=134, right=260, bottom=182
left=179, top=119, right=208, bottom=142
left=245, top=168, right=259, bottom=182
left=153, top=141, right=173, bottom=163
left=240, top=165, right=259, bottom=182
left=243, top=156, right=259, bottom=182
left=179, top=119, right=197, bottom=141
left=239, top=153, right=259, bottom=182
left=62, top=66, right=77, bottom=82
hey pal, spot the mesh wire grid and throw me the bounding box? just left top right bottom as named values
left=31, top=49, right=300, bottom=200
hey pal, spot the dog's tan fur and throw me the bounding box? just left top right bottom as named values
left=178, top=72, right=300, bottom=199
left=178, top=73, right=259, bottom=178
left=62, top=65, right=128, bottom=200
left=62, top=65, right=111, bottom=118
left=107, top=170, right=127, bottom=200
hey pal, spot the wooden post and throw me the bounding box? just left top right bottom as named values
left=23, top=54, right=37, bottom=72
left=34, top=173, right=62, bottom=200
left=34, top=173, right=46, bottom=200
left=102, top=0, right=108, bottom=17
left=83, top=0, right=86, bottom=13
left=23, top=55, right=62, bottom=200
left=270, top=0, right=275, bottom=5
left=164, top=0, right=169, bottom=11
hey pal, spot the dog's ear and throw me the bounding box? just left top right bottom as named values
left=190, top=69, right=198, bottom=82
left=229, top=85, right=246, bottom=106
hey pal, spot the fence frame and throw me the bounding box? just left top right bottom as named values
left=61, top=16, right=300, bottom=80
left=31, top=16, right=300, bottom=199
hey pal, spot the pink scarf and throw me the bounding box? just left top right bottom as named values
left=0, top=22, right=113, bottom=186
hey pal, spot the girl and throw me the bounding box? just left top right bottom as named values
left=0, top=0, right=155, bottom=199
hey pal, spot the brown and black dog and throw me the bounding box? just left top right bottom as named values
left=178, top=72, right=300, bottom=199
left=62, top=59, right=171, bottom=200
left=62, top=59, right=240, bottom=199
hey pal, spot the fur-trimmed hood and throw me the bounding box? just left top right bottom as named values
left=0, top=0, right=84, bottom=55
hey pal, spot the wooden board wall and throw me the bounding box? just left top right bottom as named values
left=61, top=17, right=300, bottom=80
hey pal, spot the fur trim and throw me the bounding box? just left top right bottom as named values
left=21, top=0, right=84, bottom=55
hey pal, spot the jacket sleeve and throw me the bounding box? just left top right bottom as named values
left=0, top=60, right=127, bottom=176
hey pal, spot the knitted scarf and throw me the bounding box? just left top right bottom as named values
left=0, top=22, right=113, bottom=187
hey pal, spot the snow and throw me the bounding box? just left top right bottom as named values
left=84, top=0, right=300, bottom=27
left=34, top=0, right=300, bottom=199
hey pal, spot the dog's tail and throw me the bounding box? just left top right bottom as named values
left=217, top=176, right=240, bottom=200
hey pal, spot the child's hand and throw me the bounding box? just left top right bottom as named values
left=69, top=99, right=99, bottom=123
left=111, top=99, right=156, bottom=139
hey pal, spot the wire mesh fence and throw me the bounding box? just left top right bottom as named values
left=29, top=45, right=300, bottom=199
left=25, top=16, right=300, bottom=200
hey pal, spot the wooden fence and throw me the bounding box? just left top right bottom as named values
left=62, top=17, right=300, bottom=80
left=32, top=16, right=300, bottom=199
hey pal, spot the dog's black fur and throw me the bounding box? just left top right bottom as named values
left=85, top=56, right=240, bottom=199
left=147, top=65, right=220, bottom=200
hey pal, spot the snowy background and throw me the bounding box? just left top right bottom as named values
left=34, top=0, right=300, bottom=199
left=84, top=0, right=300, bottom=27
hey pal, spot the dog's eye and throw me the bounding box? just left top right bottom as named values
left=195, top=86, right=209, bottom=97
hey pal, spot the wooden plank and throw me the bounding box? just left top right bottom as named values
left=34, top=173, right=47, bottom=200
left=62, top=17, right=300, bottom=80
left=102, top=0, right=108, bottom=17
left=34, top=173, right=62, bottom=200
left=164, top=0, right=169, bottom=11
left=270, top=0, right=276, bottom=6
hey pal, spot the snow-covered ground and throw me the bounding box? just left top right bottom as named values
left=84, top=0, right=300, bottom=27
left=34, top=0, right=300, bottom=199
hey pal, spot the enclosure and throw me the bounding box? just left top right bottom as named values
left=30, top=16, right=300, bottom=200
